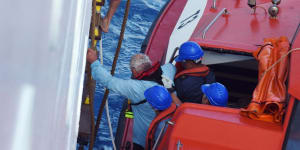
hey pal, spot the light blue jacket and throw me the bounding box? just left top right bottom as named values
left=91, top=60, right=176, bottom=147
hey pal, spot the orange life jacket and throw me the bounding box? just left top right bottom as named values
left=145, top=103, right=177, bottom=150
left=135, top=62, right=160, bottom=79
left=175, top=65, right=209, bottom=79
left=135, top=62, right=164, bottom=86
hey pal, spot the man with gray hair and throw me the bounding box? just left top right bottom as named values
left=86, top=49, right=176, bottom=149
left=130, top=54, right=154, bottom=80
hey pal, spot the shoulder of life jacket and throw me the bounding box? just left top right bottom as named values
left=175, top=65, right=210, bottom=79
left=135, top=62, right=160, bottom=80
left=145, top=103, right=177, bottom=150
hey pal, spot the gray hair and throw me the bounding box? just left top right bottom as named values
left=130, top=53, right=152, bottom=73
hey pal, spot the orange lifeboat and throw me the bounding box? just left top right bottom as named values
left=137, top=0, right=300, bottom=149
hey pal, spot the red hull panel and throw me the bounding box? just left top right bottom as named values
left=120, top=117, right=134, bottom=150
left=145, top=0, right=187, bottom=63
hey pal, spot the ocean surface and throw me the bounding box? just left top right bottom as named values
left=93, top=0, right=168, bottom=149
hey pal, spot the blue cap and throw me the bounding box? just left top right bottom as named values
left=201, top=82, right=228, bottom=107
left=175, top=41, right=204, bottom=62
left=144, top=85, right=172, bottom=110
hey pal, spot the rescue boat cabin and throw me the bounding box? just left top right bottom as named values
left=139, top=0, right=300, bottom=149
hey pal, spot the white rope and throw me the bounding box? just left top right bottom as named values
left=99, top=38, right=117, bottom=150
left=105, top=99, right=117, bottom=150
left=100, top=38, right=103, bottom=64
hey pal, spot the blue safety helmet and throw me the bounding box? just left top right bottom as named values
left=144, top=85, right=172, bottom=111
left=175, top=41, right=204, bottom=62
left=201, top=82, right=228, bottom=107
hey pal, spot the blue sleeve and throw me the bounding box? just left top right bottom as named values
left=90, top=60, right=147, bottom=102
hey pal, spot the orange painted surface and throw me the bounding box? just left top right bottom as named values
left=146, top=0, right=300, bottom=149
left=158, top=103, right=285, bottom=150
left=191, top=0, right=300, bottom=54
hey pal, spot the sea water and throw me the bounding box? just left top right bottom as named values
left=93, top=0, right=168, bottom=149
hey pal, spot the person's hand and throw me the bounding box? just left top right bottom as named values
left=171, top=93, right=182, bottom=106
left=87, top=48, right=98, bottom=63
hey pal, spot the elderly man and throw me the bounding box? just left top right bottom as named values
left=86, top=49, right=176, bottom=149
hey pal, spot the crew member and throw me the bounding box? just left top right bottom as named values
left=201, top=82, right=228, bottom=107
left=174, top=41, right=215, bottom=104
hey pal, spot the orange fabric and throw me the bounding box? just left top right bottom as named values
left=135, top=62, right=160, bottom=80
left=241, top=36, right=290, bottom=123
left=145, top=103, right=177, bottom=150
left=175, top=65, right=209, bottom=79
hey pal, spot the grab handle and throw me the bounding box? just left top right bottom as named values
left=202, top=8, right=228, bottom=39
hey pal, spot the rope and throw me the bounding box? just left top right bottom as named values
left=260, top=48, right=300, bottom=78
left=98, top=37, right=117, bottom=149
left=87, top=0, right=104, bottom=150
left=100, top=38, right=103, bottom=64
left=99, top=38, right=116, bottom=149
left=87, top=0, right=97, bottom=149
left=93, top=0, right=131, bottom=147
left=106, top=100, right=117, bottom=150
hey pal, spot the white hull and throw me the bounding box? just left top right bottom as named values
left=165, top=0, right=208, bottom=64
left=0, top=0, right=91, bottom=149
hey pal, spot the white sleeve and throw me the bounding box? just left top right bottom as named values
left=161, top=63, right=176, bottom=88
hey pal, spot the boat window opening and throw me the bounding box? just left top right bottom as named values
left=203, top=50, right=258, bottom=108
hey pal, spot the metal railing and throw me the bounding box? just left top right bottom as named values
left=202, top=8, right=228, bottom=39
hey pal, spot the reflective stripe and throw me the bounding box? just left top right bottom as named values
left=125, top=111, right=134, bottom=119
